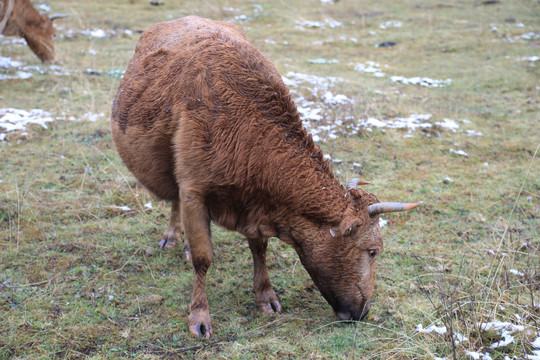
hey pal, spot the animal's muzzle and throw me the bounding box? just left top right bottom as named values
left=335, top=300, right=371, bottom=321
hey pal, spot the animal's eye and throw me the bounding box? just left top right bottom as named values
left=368, top=250, right=377, bottom=258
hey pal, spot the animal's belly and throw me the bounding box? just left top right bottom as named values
left=111, top=121, right=179, bottom=200
left=205, top=188, right=277, bottom=239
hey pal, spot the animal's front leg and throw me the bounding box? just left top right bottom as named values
left=247, top=237, right=282, bottom=314
left=181, top=189, right=213, bottom=338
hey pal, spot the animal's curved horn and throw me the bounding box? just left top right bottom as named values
left=368, top=201, right=423, bottom=216
left=49, top=14, right=69, bottom=21
left=347, top=178, right=370, bottom=190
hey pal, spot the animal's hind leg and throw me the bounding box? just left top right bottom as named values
left=182, top=188, right=213, bottom=338
left=159, top=200, right=191, bottom=260
left=247, top=237, right=282, bottom=314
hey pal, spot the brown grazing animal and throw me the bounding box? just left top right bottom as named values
left=111, top=16, right=422, bottom=339
left=0, top=0, right=66, bottom=63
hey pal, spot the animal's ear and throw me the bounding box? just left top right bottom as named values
left=338, top=216, right=361, bottom=238
left=39, top=15, right=52, bottom=28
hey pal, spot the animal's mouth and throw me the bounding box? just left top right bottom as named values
left=335, top=301, right=371, bottom=321
left=336, top=310, right=354, bottom=321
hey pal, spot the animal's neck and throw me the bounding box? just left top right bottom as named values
left=247, top=120, right=349, bottom=226
left=199, top=56, right=350, bottom=228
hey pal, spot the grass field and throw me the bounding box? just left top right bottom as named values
left=1, top=0, right=539, bottom=359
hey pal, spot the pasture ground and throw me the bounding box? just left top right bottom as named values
left=0, top=0, right=539, bottom=359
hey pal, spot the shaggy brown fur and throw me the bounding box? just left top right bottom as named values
left=0, top=0, right=57, bottom=63
left=112, top=16, right=384, bottom=339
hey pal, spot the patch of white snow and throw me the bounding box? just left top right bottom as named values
left=309, top=58, right=339, bottom=64
left=435, top=118, right=460, bottom=132
left=0, top=108, right=53, bottom=133
left=509, top=269, right=524, bottom=276
left=380, top=21, right=402, bottom=29
left=353, top=61, right=386, bottom=77
left=522, top=56, right=539, bottom=62
left=111, top=206, right=131, bottom=211
left=83, top=112, right=105, bottom=122
left=449, top=148, right=469, bottom=157
left=416, top=324, right=447, bottom=334
left=0, top=56, right=23, bottom=68
left=391, top=75, right=452, bottom=87
left=295, top=18, right=343, bottom=30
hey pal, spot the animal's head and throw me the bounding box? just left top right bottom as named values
left=23, top=13, right=67, bottom=63
left=294, top=178, right=422, bottom=321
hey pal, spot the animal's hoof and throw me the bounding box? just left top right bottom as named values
left=258, top=299, right=282, bottom=314
left=158, top=238, right=177, bottom=250
left=188, top=310, right=213, bottom=338
left=188, top=322, right=213, bottom=339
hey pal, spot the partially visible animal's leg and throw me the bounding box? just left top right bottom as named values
left=181, top=189, right=213, bottom=338
left=158, top=199, right=179, bottom=249
left=247, top=237, right=282, bottom=314
left=158, top=199, right=192, bottom=259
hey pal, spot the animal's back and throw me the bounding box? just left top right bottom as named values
left=113, top=16, right=251, bottom=132
left=111, top=16, right=304, bottom=206
left=111, top=16, right=258, bottom=200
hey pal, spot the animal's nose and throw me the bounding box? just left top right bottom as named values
left=335, top=300, right=371, bottom=321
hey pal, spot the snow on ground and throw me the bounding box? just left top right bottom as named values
left=0, top=56, right=23, bottom=69
left=521, top=56, right=539, bottom=63
left=509, top=269, right=525, bottom=276
left=61, top=28, right=133, bottom=39
left=354, top=61, right=386, bottom=77
left=0, top=56, right=33, bottom=79
left=0, top=34, right=27, bottom=46
left=0, top=70, right=33, bottom=80
left=0, top=56, right=69, bottom=79
left=379, top=21, right=402, bottom=29
left=295, top=18, right=343, bottom=30
left=0, top=108, right=107, bottom=141
left=358, top=115, right=479, bottom=138
left=282, top=71, right=480, bottom=142
left=0, top=108, right=54, bottom=133
left=353, top=60, right=452, bottom=87
left=229, top=14, right=252, bottom=23
left=489, top=24, right=540, bottom=43
left=283, top=71, right=343, bottom=96
left=417, top=320, right=538, bottom=359
left=449, top=148, right=469, bottom=157
left=417, top=323, right=448, bottom=334
left=309, top=58, right=339, bottom=64
left=358, top=114, right=433, bottom=131
left=391, top=75, right=452, bottom=88
left=82, top=112, right=106, bottom=122
left=85, top=29, right=107, bottom=38
left=110, top=205, right=132, bottom=211
left=439, top=177, right=454, bottom=184
left=521, top=32, right=540, bottom=40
